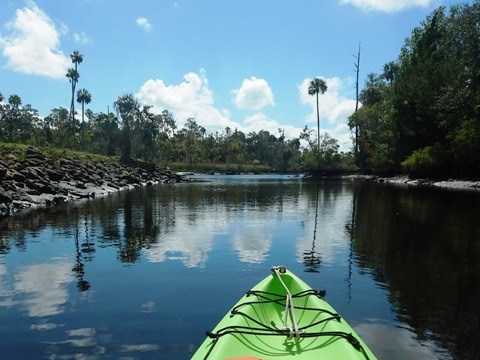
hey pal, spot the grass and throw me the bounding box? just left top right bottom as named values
left=0, top=142, right=120, bottom=164
left=0, top=142, right=273, bottom=173
left=164, top=162, right=272, bottom=174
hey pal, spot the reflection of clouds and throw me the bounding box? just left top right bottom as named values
left=31, top=321, right=58, bottom=331
left=63, top=328, right=98, bottom=348
left=355, top=320, right=444, bottom=360
left=0, top=263, right=16, bottom=307
left=14, top=260, right=74, bottom=317
left=0, top=263, right=6, bottom=276
left=141, top=301, right=155, bottom=313
left=143, top=208, right=228, bottom=268
left=119, top=343, right=160, bottom=352
left=232, top=222, right=272, bottom=264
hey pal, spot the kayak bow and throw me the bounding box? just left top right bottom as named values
left=191, top=266, right=376, bottom=359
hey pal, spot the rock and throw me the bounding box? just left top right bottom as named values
left=25, top=146, right=47, bottom=161
left=47, top=169, right=65, bottom=181
left=0, top=148, right=187, bottom=217
left=0, top=191, right=13, bottom=204
left=12, top=171, right=27, bottom=183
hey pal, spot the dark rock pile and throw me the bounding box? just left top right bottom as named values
left=0, top=146, right=187, bottom=218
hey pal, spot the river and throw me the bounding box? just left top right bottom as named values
left=0, top=174, right=479, bottom=359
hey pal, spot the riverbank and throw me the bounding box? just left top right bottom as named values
left=0, top=146, right=187, bottom=218
left=344, top=174, right=480, bottom=190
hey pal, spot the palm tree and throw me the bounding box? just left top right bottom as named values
left=308, top=77, right=328, bottom=165
left=114, top=94, right=140, bottom=163
left=66, top=51, right=83, bottom=147
left=77, top=88, right=92, bottom=150
left=66, top=68, right=79, bottom=147
left=69, top=51, right=83, bottom=118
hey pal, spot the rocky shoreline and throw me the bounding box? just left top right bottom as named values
left=344, top=174, right=480, bottom=190
left=0, top=146, right=187, bottom=218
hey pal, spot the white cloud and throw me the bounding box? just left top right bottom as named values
left=136, top=69, right=237, bottom=131
left=136, top=17, right=152, bottom=32
left=241, top=113, right=300, bottom=140
left=232, top=77, right=275, bottom=110
left=340, top=0, right=433, bottom=13
left=0, top=0, right=69, bottom=78
left=73, top=31, right=92, bottom=45
left=137, top=70, right=353, bottom=151
left=299, top=76, right=356, bottom=152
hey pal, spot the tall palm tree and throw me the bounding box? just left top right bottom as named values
left=77, top=89, right=92, bottom=150
left=308, top=77, right=328, bottom=165
left=66, top=68, right=79, bottom=147
left=66, top=51, right=83, bottom=147
left=114, top=94, right=140, bottom=163
left=69, top=51, right=83, bottom=119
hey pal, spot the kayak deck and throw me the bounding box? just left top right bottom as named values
left=192, top=266, right=376, bottom=359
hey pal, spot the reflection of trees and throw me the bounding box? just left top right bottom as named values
left=350, top=182, right=480, bottom=359
left=72, top=213, right=94, bottom=291
left=119, top=188, right=163, bottom=263
left=72, top=222, right=90, bottom=291
left=344, top=182, right=358, bottom=302
left=303, top=182, right=322, bottom=272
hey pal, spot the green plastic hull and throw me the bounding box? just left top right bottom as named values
left=191, top=268, right=376, bottom=359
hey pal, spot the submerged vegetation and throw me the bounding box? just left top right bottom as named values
left=0, top=1, right=479, bottom=177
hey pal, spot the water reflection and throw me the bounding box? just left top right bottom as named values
left=0, top=177, right=479, bottom=359
left=351, top=182, right=480, bottom=359
left=16, top=260, right=73, bottom=317
left=303, top=183, right=322, bottom=272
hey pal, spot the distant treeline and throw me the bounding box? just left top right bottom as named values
left=0, top=92, right=351, bottom=172
left=1, top=1, right=479, bottom=177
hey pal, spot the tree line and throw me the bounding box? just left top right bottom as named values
left=0, top=51, right=348, bottom=172
left=349, top=1, right=480, bottom=178
left=1, top=1, right=479, bottom=177
left=0, top=87, right=350, bottom=172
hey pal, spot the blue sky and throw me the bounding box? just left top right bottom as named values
left=0, top=0, right=467, bottom=151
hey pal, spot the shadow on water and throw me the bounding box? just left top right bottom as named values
left=349, top=181, right=480, bottom=359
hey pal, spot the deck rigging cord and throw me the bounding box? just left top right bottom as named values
left=202, top=266, right=371, bottom=360
left=272, top=265, right=302, bottom=338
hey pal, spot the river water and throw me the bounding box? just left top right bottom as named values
left=0, top=175, right=479, bottom=359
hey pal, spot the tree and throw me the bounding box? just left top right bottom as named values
left=66, top=51, right=83, bottom=148
left=353, top=43, right=361, bottom=159
left=76, top=89, right=92, bottom=150
left=308, top=77, right=328, bottom=165
left=66, top=68, right=79, bottom=147
left=114, top=94, right=140, bottom=163
left=89, top=111, right=119, bottom=156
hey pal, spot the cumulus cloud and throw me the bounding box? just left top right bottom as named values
left=340, top=0, right=433, bottom=13
left=136, top=69, right=237, bottom=131
left=136, top=17, right=152, bottom=32
left=299, top=76, right=356, bottom=152
left=137, top=70, right=354, bottom=151
left=137, top=70, right=302, bottom=140
left=0, top=0, right=69, bottom=78
left=232, top=77, right=275, bottom=110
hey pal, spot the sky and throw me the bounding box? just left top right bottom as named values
left=0, top=0, right=469, bottom=152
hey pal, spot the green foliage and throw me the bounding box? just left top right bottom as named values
left=401, top=144, right=445, bottom=178
left=351, top=1, right=480, bottom=178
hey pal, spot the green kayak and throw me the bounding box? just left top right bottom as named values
left=191, top=266, right=376, bottom=359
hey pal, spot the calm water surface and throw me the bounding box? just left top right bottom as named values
left=0, top=175, right=479, bottom=359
